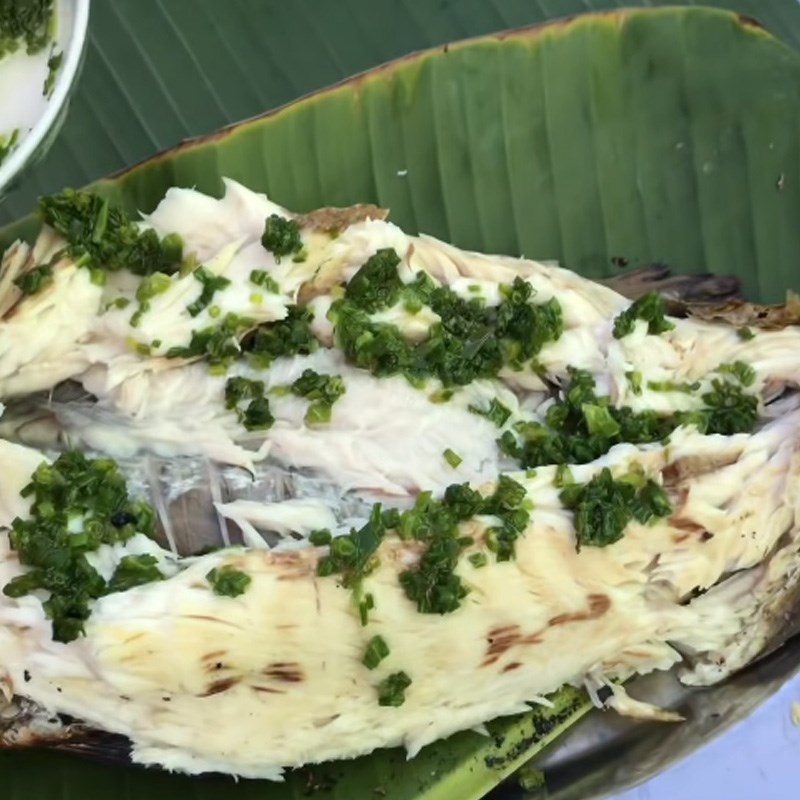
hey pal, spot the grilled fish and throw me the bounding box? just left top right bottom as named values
left=0, top=180, right=798, bottom=779
left=0, top=414, right=798, bottom=777
left=0, top=180, right=794, bottom=495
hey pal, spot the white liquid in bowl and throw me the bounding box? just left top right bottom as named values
left=0, top=0, right=88, bottom=186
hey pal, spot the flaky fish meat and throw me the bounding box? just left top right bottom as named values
left=1, top=180, right=792, bottom=494
left=0, top=181, right=798, bottom=778
left=0, top=417, right=799, bottom=777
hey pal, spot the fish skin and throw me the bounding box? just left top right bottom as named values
left=670, top=291, right=800, bottom=329
left=601, top=263, right=742, bottom=305
left=295, top=204, right=389, bottom=231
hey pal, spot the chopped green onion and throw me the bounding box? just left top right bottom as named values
left=469, top=398, right=512, bottom=428
left=290, top=369, right=346, bottom=426
left=358, top=592, right=375, bottom=626
left=187, top=266, right=231, bottom=318
left=39, top=189, right=184, bottom=278
left=309, top=529, right=332, bottom=546
left=717, top=360, right=756, bottom=387
left=107, top=554, right=164, bottom=593
left=443, top=448, right=462, bottom=468
left=106, top=297, right=130, bottom=311
left=206, top=565, right=251, bottom=597
left=14, top=263, right=53, bottom=295
left=613, top=292, right=674, bottom=339
left=249, top=269, right=280, bottom=293
left=429, top=388, right=454, bottom=404
left=560, top=467, right=671, bottom=550
left=626, top=370, right=642, bottom=395
left=553, top=464, right=573, bottom=488
left=468, top=552, right=487, bottom=568
left=2, top=451, right=157, bottom=642
left=377, top=671, right=411, bottom=707
left=261, top=215, right=302, bottom=260
left=646, top=380, right=701, bottom=394
left=242, top=397, right=274, bottom=431
left=42, top=48, right=63, bottom=98
left=362, top=635, right=390, bottom=670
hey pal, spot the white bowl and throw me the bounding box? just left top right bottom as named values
left=0, top=0, right=90, bottom=195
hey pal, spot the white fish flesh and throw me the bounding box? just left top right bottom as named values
left=0, top=416, right=797, bottom=777
left=0, top=180, right=799, bottom=498
left=0, top=180, right=798, bottom=780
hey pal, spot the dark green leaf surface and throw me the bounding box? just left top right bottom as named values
left=4, top=2, right=800, bottom=299
left=1, top=689, right=588, bottom=800
left=2, top=3, right=800, bottom=800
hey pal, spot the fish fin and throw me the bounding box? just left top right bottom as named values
left=672, top=290, right=800, bottom=329
left=602, top=264, right=741, bottom=304
left=296, top=204, right=389, bottom=231
left=604, top=684, right=684, bottom=723
left=42, top=729, right=133, bottom=765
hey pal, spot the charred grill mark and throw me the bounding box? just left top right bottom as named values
left=484, top=625, right=520, bottom=662
left=181, top=614, right=244, bottom=629
left=587, top=593, right=611, bottom=616
left=669, top=516, right=713, bottom=544
left=313, top=714, right=341, bottom=728
left=663, top=453, right=740, bottom=487
left=487, top=624, right=519, bottom=641
left=482, top=617, right=559, bottom=667
left=199, top=677, right=240, bottom=697
left=549, top=594, right=611, bottom=627
left=251, top=685, right=287, bottom=694
left=662, top=462, right=681, bottom=487
left=271, top=552, right=306, bottom=566
left=611, top=649, right=651, bottom=662
left=682, top=585, right=709, bottom=604
left=670, top=517, right=705, bottom=534
left=481, top=606, right=604, bottom=668
left=277, top=569, right=314, bottom=581
left=263, top=662, right=304, bottom=683
left=503, top=597, right=610, bottom=650
left=270, top=552, right=316, bottom=581
left=201, top=650, right=227, bottom=662
left=673, top=487, right=691, bottom=513
left=313, top=577, right=322, bottom=615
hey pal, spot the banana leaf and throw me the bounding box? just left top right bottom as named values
left=3, top=689, right=588, bottom=800
left=3, top=5, right=800, bottom=303
left=2, top=5, right=800, bottom=800
left=4, top=0, right=800, bottom=231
